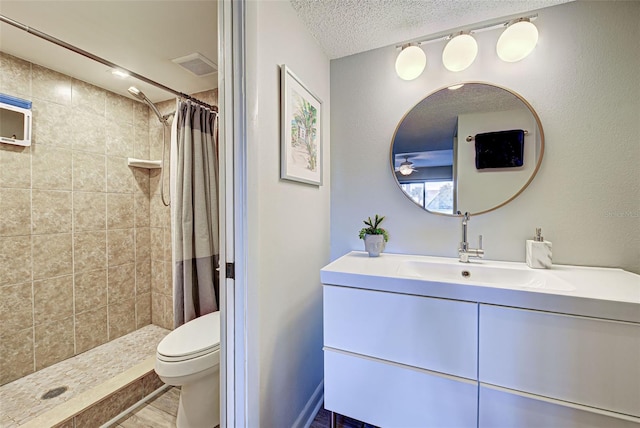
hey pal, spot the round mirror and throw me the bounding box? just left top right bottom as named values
left=390, top=82, right=544, bottom=216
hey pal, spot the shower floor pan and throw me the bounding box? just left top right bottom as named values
left=0, top=325, right=169, bottom=428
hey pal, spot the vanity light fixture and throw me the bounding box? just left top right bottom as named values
left=399, top=156, right=415, bottom=175
left=395, top=44, right=427, bottom=81
left=394, top=14, right=538, bottom=78
left=496, top=18, right=539, bottom=62
left=442, top=32, right=478, bottom=72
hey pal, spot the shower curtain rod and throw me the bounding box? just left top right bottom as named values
left=0, top=14, right=217, bottom=112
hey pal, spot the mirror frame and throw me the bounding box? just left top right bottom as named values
left=390, top=81, right=545, bottom=216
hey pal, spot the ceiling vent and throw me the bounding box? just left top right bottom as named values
left=172, top=53, right=217, bottom=77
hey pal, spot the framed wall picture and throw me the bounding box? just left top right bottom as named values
left=280, top=65, right=323, bottom=186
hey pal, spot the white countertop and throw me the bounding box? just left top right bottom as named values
left=321, top=252, right=640, bottom=323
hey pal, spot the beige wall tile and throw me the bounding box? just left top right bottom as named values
left=32, top=64, right=71, bottom=105
left=75, top=306, right=108, bottom=353
left=132, top=168, right=150, bottom=196
left=149, top=124, right=164, bottom=160
left=141, top=371, right=164, bottom=396
left=163, top=227, right=172, bottom=262
left=136, top=293, right=151, bottom=328
left=35, top=316, right=74, bottom=370
left=0, top=282, right=33, bottom=334
left=133, top=100, right=149, bottom=128
left=163, top=261, right=173, bottom=296
left=74, top=381, right=141, bottom=426
left=107, top=228, right=134, bottom=267
left=75, top=268, right=107, bottom=314
left=0, top=327, right=34, bottom=385
left=0, top=144, right=31, bottom=188
left=0, top=235, right=32, bottom=285
left=73, top=151, right=106, bottom=192
left=150, top=227, right=163, bottom=261
left=72, top=79, right=106, bottom=116
left=34, top=275, right=73, bottom=325
left=135, top=227, right=150, bottom=262
left=133, top=126, right=150, bottom=159
left=106, top=92, right=133, bottom=124
left=73, top=191, right=106, bottom=231
left=0, top=52, right=31, bottom=98
left=107, top=193, right=134, bottom=229
left=108, top=263, right=135, bottom=304
left=151, top=260, right=164, bottom=295
left=109, top=298, right=136, bottom=339
left=161, top=294, right=174, bottom=330
left=151, top=295, right=164, bottom=329
left=134, top=194, right=150, bottom=227
left=106, top=156, right=133, bottom=193
left=106, top=121, right=134, bottom=158
left=31, top=99, right=73, bottom=149
left=0, top=188, right=31, bottom=236
left=32, top=145, right=73, bottom=190
left=136, top=259, right=151, bottom=295
left=32, top=233, right=73, bottom=280
left=31, top=190, right=72, bottom=234
left=71, top=109, right=106, bottom=154
left=73, top=231, right=107, bottom=273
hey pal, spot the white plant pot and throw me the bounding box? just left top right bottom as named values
left=364, top=234, right=386, bottom=257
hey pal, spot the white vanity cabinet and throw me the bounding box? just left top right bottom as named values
left=479, top=304, right=640, bottom=425
left=321, top=252, right=640, bottom=428
left=323, top=285, right=479, bottom=427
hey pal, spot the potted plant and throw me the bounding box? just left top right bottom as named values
left=358, top=214, right=389, bottom=257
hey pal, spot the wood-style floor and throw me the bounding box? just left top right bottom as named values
left=112, top=387, right=180, bottom=428
left=112, top=387, right=372, bottom=428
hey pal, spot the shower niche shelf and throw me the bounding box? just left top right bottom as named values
left=127, top=158, right=162, bottom=169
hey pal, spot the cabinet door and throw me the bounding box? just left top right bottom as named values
left=324, top=285, right=477, bottom=379
left=479, top=385, right=640, bottom=428
left=479, top=304, right=640, bottom=417
left=325, top=349, right=478, bottom=428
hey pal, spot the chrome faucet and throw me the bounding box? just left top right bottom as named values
left=457, top=211, right=484, bottom=263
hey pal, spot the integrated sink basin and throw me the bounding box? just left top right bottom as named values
left=397, top=260, right=576, bottom=291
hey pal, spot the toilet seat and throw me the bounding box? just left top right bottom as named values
left=157, top=311, right=221, bottom=362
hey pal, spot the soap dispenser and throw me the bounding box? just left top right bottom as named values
left=526, top=228, right=552, bottom=269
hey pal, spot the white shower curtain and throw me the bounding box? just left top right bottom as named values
left=170, top=99, right=219, bottom=327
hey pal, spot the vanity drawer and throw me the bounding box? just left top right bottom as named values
left=479, top=304, right=640, bottom=417
left=323, top=285, right=478, bottom=379
left=324, top=349, right=478, bottom=428
left=479, top=384, right=640, bottom=428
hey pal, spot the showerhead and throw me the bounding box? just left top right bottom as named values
left=127, top=86, right=144, bottom=100
left=127, top=86, right=167, bottom=125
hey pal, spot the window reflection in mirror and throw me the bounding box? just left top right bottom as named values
left=391, top=82, right=544, bottom=216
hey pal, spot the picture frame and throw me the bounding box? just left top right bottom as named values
left=280, top=65, right=323, bottom=186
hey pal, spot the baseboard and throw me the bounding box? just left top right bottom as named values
left=292, top=379, right=324, bottom=428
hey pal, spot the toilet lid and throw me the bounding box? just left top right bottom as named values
left=157, top=311, right=221, bottom=359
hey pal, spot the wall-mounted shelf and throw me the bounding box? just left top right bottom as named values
left=127, top=158, right=162, bottom=169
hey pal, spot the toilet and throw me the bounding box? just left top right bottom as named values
left=155, top=311, right=221, bottom=428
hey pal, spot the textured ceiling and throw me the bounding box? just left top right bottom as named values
left=290, top=0, right=573, bottom=59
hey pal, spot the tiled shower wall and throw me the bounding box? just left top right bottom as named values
left=149, top=90, right=218, bottom=330
left=0, top=52, right=152, bottom=385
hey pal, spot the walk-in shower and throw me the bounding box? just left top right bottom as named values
left=0, top=10, right=218, bottom=427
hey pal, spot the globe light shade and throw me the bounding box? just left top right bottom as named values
left=497, top=19, right=539, bottom=62
left=442, top=33, right=478, bottom=72
left=395, top=45, right=426, bottom=81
